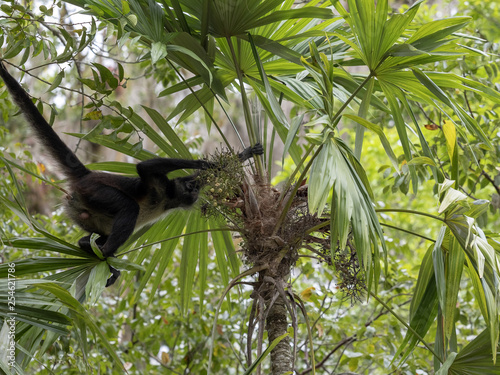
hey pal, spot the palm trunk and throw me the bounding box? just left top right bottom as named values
left=266, top=293, right=293, bottom=374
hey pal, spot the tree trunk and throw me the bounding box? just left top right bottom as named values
left=266, top=293, right=292, bottom=374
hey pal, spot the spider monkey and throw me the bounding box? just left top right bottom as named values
left=0, top=62, right=263, bottom=286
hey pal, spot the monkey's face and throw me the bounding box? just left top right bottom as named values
left=176, top=177, right=200, bottom=207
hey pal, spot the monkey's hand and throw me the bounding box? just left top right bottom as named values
left=251, top=143, right=264, bottom=156
left=238, top=143, right=264, bottom=162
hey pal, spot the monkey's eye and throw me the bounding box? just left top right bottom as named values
left=185, top=181, right=198, bottom=193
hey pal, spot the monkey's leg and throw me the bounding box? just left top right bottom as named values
left=99, top=205, right=139, bottom=257
left=80, top=186, right=140, bottom=286
left=99, top=203, right=140, bottom=286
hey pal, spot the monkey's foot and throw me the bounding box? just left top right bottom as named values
left=105, top=265, right=121, bottom=287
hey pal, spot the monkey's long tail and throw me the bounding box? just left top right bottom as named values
left=0, top=62, right=89, bottom=180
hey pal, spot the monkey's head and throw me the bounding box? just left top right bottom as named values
left=175, top=176, right=201, bottom=207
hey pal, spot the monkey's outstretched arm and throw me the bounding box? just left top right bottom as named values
left=136, top=158, right=210, bottom=180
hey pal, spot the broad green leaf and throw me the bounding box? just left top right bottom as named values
left=180, top=211, right=206, bottom=313
left=69, top=133, right=156, bottom=161
left=253, top=8, right=334, bottom=29
left=151, top=41, right=168, bottom=64
left=210, top=221, right=240, bottom=280
left=283, top=114, right=304, bottom=164
left=450, top=328, right=500, bottom=373
left=309, top=141, right=335, bottom=217
left=444, top=236, right=465, bottom=340
left=7, top=237, right=83, bottom=257
left=433, top=226, right=447, bottom=312
left=438, top=188, right=468, bottom=214
left=85, top=261, right=108, bottom=304
left=442, top=120, right=456, bottom=163
left=353, top=76, right=374, bottom=158
left=47, top=70, right=65, bottom=93
left=464, top=255, right=488, bottom=331
left=86, top=161, right=137, bottom=174
left=407, top=156, right=437, bottom=167
left=143, top=211, right=189, bottom=304
left=482, top=278, right=500, bottom=363
left=435, top=352, right=458, bottom=375
left=248, top=32, right=289, bottom=129
left=0, top=257, right=92, bottom=277
left=142, top=106, right=191, bottom=158
left=379, top=82, right=418, bottom=192
left=407, top=17, right=471, bottom=45
left=395, top=244, right=439, bottom=364
left=107, top=257, right=144, bottom=272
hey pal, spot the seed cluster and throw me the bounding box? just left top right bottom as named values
left=197, top=148, right=246, bottom=221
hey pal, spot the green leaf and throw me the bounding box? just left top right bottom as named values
left=432, top=226, right=447, bottom=312
left=86, top=161, right=137, bottom=174
left=438, top=188, right=468, bottom=214
left=395, top=244, right=439, bottom=364
left=253, top=7, right=334, bottom=28
left=0, top=257, right=92, bottom=277
left=85, top=261, right=108, bottom=304
left=435, top=352, right=458, bottom=375
left=406, top=156, right=436, bottom=168
left=142, top=211, right=189, bottom=304
left=450, top=328, right=500, bottom=373
left=379, top=82, right=418, bottom=192
left=142, top=106, right=191, bottom=158
left=180, top=211, right=204, bottom=313
left=107, top=257, right=145, bottom=272
left=445, top=236, right=465, bottom=340
left=47, top=70, right=65, bottom=93
left=210, top=221, right=239, bottom=280
left=407, top=17, right=471, bottom=46
left=92, top=63, right=119, bottom=89
left=309, top=141, right=335, bottom=217
left=151, top=41, right=168, bottom=64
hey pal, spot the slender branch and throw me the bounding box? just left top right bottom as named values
left=482, top=170, right=500, bottom=195
left=119, top=227, right=232, bottom=255
left=376, top=208, right=444, bottom=223
left=331, top=72, right=375, bottom=125
left=299, top=337, right=356, bottom=375
left=380, top=223, right=435, bottom=243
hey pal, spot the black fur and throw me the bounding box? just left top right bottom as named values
left=0, top=62, right=263, bottom=286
